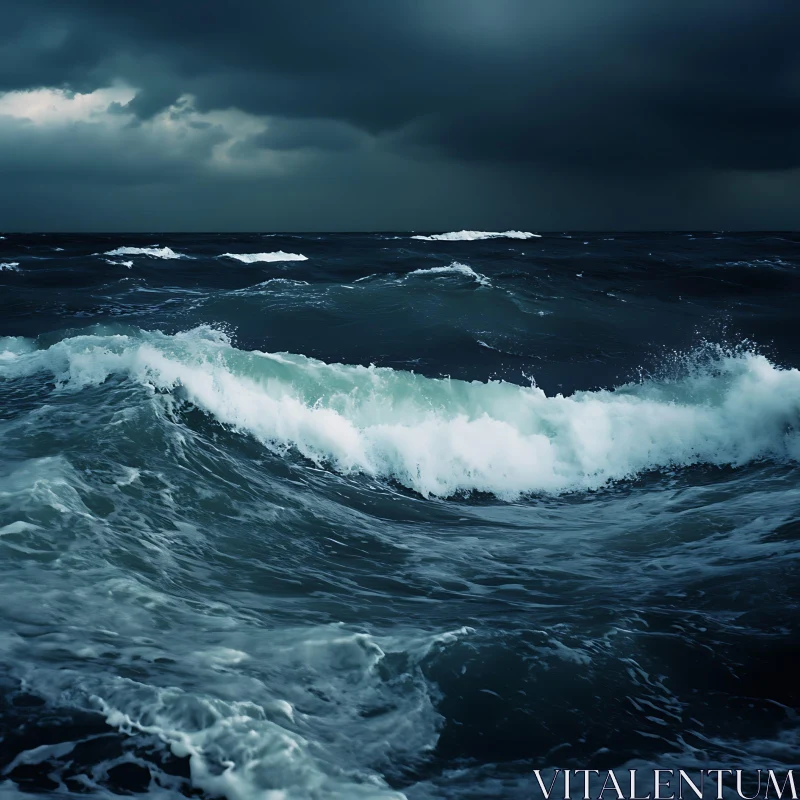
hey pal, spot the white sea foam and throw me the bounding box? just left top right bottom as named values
left=0, top=336, right=36, bottom=362
left=5, top=328, right=800, bottom=499
left=16, top=622, right=455, bottom=799
left=0, top=262, right=20, bottom=271
left=104, top=246, right=188, bottom=260
left=406, top=262, right=491, bottom=286
left=103, top=259, right=134, bottom=268
left=411, top=230, right=540, bottom=241
left=221, top=251, right=308, bottom=263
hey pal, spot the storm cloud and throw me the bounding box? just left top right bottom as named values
left=1, top=0, right=799, bottom=230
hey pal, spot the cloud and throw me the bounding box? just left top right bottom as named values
left=234, top=118, right=367, bottom=156
left=0, top=0, right=799, bottom=228
left=0, top=88, right=254, bottom=183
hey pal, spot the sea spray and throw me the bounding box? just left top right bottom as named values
left=4, top=326, right=800, bottom=498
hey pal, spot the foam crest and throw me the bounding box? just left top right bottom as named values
left=221, top=252, right=308, bottom=263
left=0, top=336, right=36, bottom=361
left=411, top=230, right=540, bottom=241
left=4, top=328, right=800, bottom=498
left=0, top=262, right=20, bottom=271
left=406, top=262, right=491, bottom=286
left=104, top=246, right=188, bottom=260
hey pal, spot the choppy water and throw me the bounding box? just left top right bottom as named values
left=1, top=231, right=799, bottom=798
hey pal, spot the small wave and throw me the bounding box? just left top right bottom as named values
left=412, top=230, right=540, bottom=242
left=103, top=259, right=134, bottom=268
left=232, top=278, right=311, bottom=295
left=256, top=278, right=310, bottom=286
left=221, top=252, right=308, bottom=263
left=722, top=258, right=792, bottom=270
left=6, top=328, right=800, bottom=499
left=104, top=246, right=188, bottom=260
left=0, top=262, right=20, bottom=272
left=406, top=262, right=491, bottom=286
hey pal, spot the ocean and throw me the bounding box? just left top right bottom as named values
left=0, top=230, right=799, bottom=798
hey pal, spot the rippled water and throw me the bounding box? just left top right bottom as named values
left=1, top=232, right=799, bottom=798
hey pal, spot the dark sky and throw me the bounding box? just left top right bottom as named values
left=1, top=0, right=799, bottom=230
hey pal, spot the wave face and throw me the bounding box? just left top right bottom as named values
left=411, top=229, right=540, bottom=241
left=4, top=327, right=800, bottom=498
left=2, top=232, right=800, bottom=798
left=221, top=251, right=308, bottom=263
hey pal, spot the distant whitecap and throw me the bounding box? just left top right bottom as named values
left=411, top=230, right=540, bottom=242
left=221, top=252, right=308, bottom=263
left=104, top=246, right=188, bottom=260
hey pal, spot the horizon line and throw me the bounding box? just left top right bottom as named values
left=2, top=229, right=799, bottom=236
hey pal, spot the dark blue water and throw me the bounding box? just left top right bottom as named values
left=1, top=231, right=799, bottom=798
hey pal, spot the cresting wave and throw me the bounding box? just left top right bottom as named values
left=411, top=230, right=541, bottom=241
left=221, top=251, right=308, bottom=263
left=3, top=327, right=800, bottom=498
left=104, top=246, right=189, bottom=260
left=406, top=262, right=491, bottom=286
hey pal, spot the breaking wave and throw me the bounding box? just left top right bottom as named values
left=221, top=252, right=308, bottom=263
left=104, top=246, right=189, bottom=260
left=3, top=327, right=800, bottom=499
left=406, top=262, right=491, bottom=286
left=0, top=262, right=20, bottom=271
left=411, top=230, right=541, bottom=241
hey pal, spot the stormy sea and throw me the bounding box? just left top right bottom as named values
left=1, top=230, right=799, bottom=799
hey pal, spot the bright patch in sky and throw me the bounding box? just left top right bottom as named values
left=0, top=86, right=301, bottom=174
left=0, top=86, right=136, bottom=124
